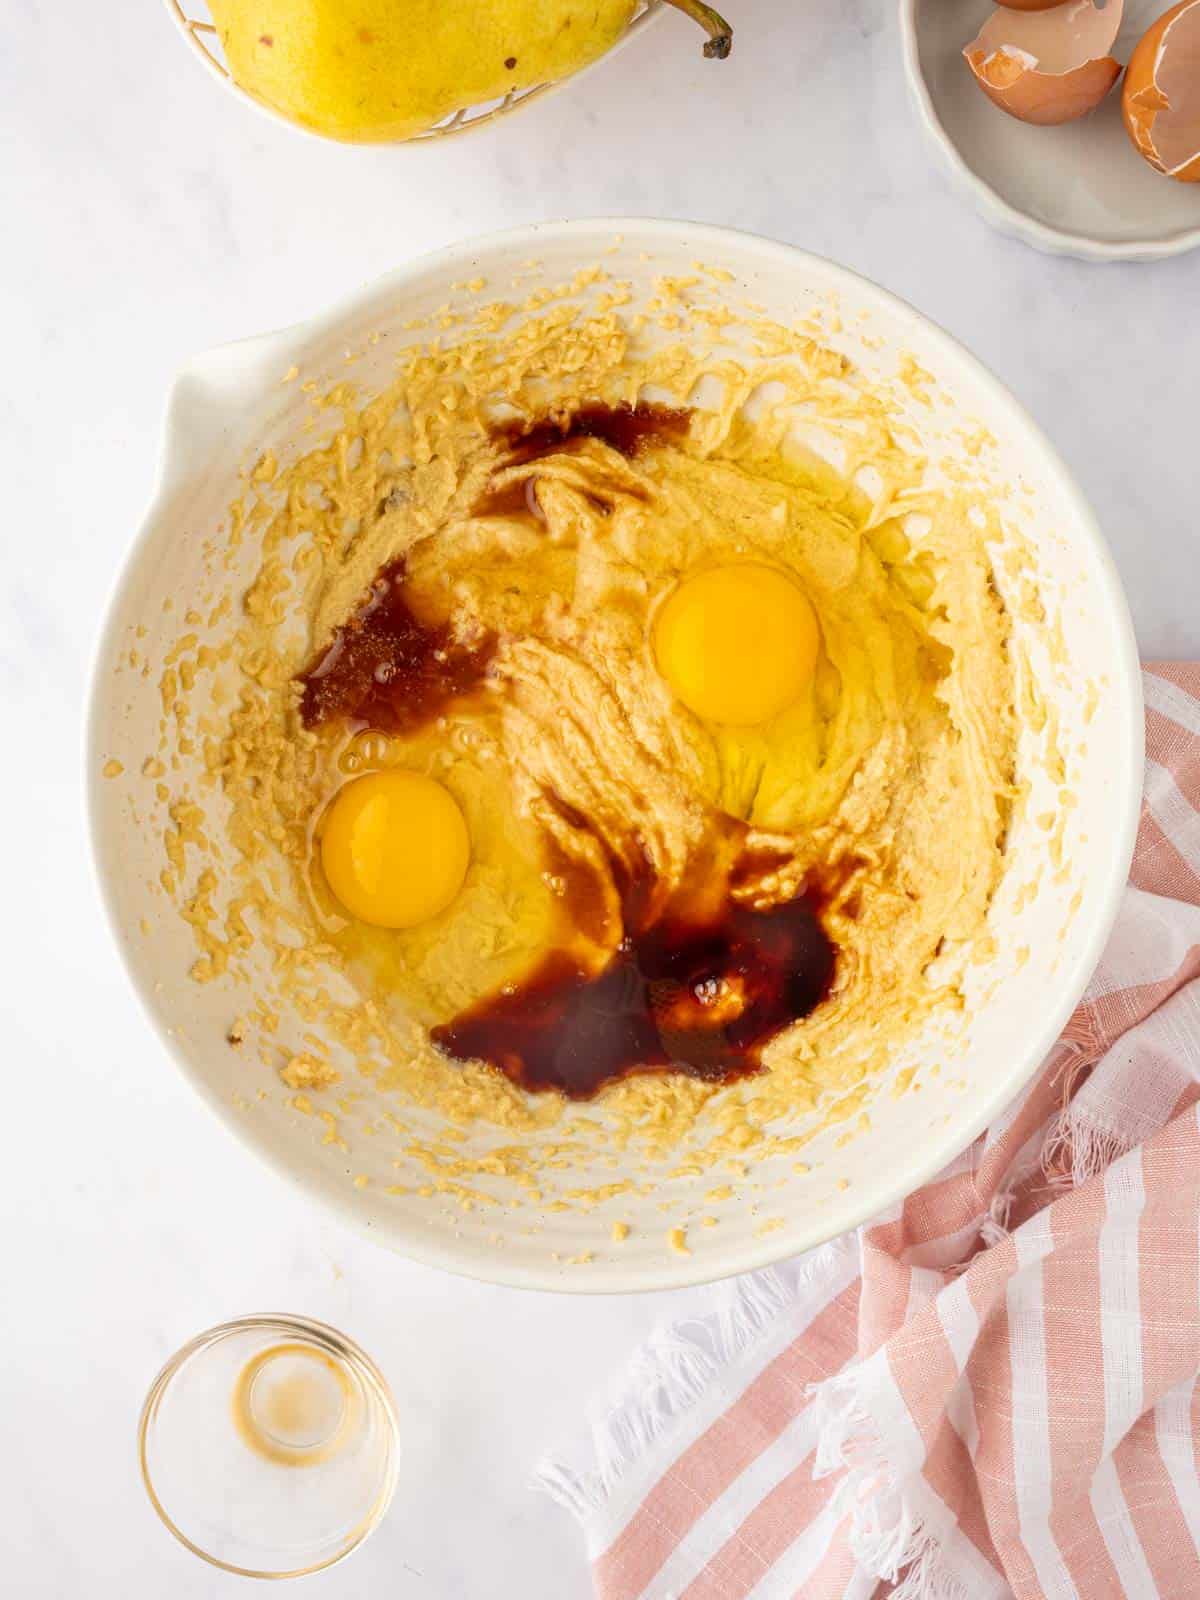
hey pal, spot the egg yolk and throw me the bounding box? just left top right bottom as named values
left=652, top=563, right=819, bottom=726
left=319, top=770, right=470, bottom=929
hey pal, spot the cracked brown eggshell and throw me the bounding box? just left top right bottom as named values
left=1123, top=0, right=1200, bottom=181
left=965, top=0, right=1124, bottom=125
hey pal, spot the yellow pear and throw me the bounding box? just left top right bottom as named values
left=209, top=0, right=733, bottom=143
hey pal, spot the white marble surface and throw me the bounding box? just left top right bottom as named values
left=5, top=2, right=1199, bottom=1595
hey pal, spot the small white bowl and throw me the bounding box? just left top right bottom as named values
left=88, top=220, right=1141, bottom=1292
left=901, top=0, right=1200, bottom=261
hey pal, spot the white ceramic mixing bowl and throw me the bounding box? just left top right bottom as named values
left=88, top=220, right=1142, bottom=1292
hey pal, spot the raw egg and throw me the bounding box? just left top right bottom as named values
left=1123, top=0, right=1200, bottom=182
left=653, top=563, right=819, bottom=727
left=320, top=770, right=470, bottom=929
left=964, top=0, right=1124, bottom=125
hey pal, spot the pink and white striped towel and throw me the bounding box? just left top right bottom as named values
left=540, top=663, right=1200, bottom=1600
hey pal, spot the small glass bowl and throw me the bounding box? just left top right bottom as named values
left=138, top=1314, right=399, bottom=1578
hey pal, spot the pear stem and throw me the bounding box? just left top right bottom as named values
left=662, top=0, right=733, bottom=58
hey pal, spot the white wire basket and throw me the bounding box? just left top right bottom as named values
left=164, top=0, right=664, bottom=143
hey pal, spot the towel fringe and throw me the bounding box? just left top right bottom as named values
left=810, top=1369, right=973, bottom=1600
left=535, top=1456, right=603, bottom=1524
left=1041, top=1108, right=1133, bottom=1189
left=977, top=1182, right=1016, bottom=1248
left=535, top=1237, right=853, bottom=1523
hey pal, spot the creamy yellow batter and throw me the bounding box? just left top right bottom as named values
left=158, top=289, right=1018, bottom=1181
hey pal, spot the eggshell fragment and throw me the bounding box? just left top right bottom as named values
left=965, top=0, right=1124, bottom=126
left=1122, top=0, right=1200, bottom=181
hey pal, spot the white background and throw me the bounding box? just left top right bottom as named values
left=4, top=2, right=1198, bottom=1595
